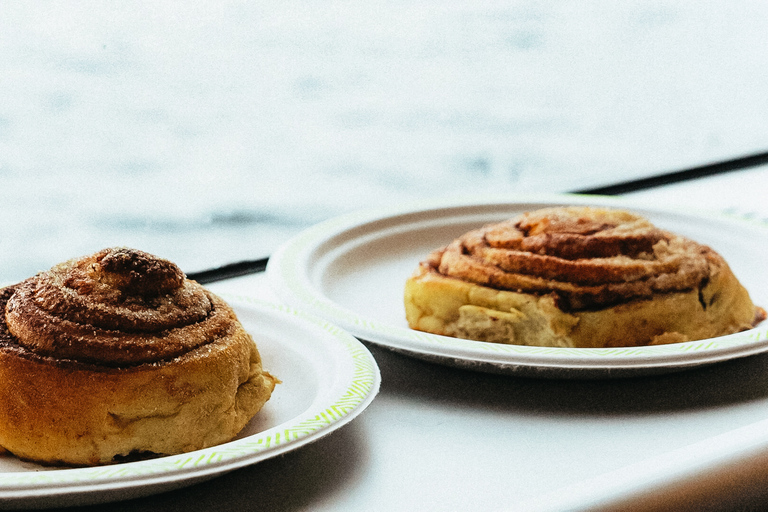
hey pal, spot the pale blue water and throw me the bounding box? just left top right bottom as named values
left=1, top=2, right=768, bottom=281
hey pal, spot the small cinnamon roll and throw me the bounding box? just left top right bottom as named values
left=0, top=247, right=277, bottom=466
left=405, top=206, right=765, bottom=348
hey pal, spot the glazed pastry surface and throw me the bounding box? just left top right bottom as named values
left=405, top=207, right=764, bottom=348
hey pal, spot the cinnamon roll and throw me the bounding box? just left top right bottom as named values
left=0, top=247, right=277, bottom=466
left=405, top=206, right=765, bottom=348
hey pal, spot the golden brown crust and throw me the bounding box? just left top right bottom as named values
left=405, top=207, right=764, bottom=348
left=0, top=248, right=277, bottom=466
left=433, top=207, right=713, bottom=311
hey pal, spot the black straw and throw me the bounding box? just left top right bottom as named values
left=574, top=150, right=768, bottom=196
left=187, top=257, right=269, bottom=284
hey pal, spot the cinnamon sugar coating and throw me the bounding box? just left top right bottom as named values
left=405, top=206, right=764, bottom=348
left=434, top=207, right=715, bottom=311
left=4, top=247, right=225, bottom=365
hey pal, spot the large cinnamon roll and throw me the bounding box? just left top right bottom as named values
left=405, top=206, right=765, bottom=348
left=0, top=247, right=277, bottom=466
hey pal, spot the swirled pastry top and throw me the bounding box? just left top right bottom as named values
left=428, top=206, right=723, bottom=311
left=3, top=247, right=232, bottom=366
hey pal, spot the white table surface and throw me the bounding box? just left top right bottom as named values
left=38, top=166, right=768, bottom=512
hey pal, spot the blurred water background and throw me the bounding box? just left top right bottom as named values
left=2, top=1, right=768, bottom=281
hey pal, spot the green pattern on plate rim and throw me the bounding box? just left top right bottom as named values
left=0, top=297, right=379, bottom=488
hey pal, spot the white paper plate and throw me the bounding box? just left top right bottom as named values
left=266, top=193, right=768, bottom=378
left=0, top=298, right=380, bottom=509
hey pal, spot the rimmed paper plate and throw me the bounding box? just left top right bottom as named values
left=0, top=298, right=380, bottom=509
left=266, top=194, right=768, bottom=378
